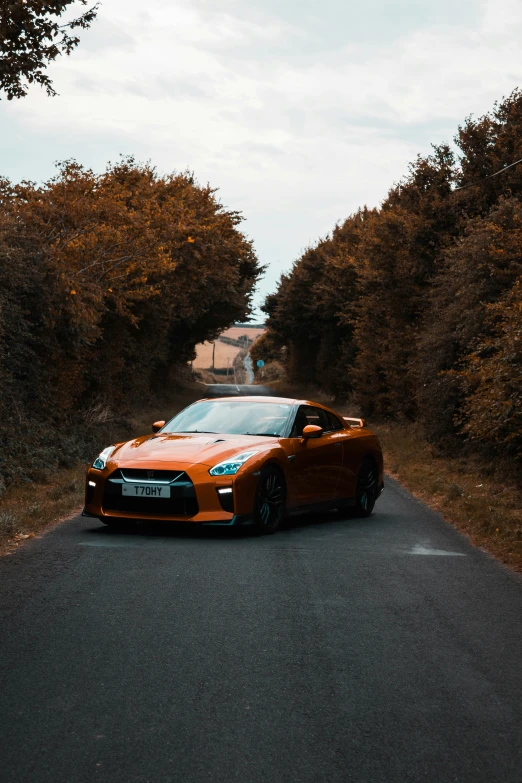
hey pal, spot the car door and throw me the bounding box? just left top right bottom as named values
left=286, top=405, right=343, bottom=508
left=322, top=410, right=357, bottom=501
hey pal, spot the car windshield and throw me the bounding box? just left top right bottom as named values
left=162, top=401, right=293, bottom=437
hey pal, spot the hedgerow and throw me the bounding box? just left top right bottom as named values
left=0, top=158, right=260, bottom=489
left=261, top=90, right=522, bottom=462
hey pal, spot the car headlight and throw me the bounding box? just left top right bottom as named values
left=92, top=446, right=116, bottom=471
left=209, top=451, right=258, bottom=476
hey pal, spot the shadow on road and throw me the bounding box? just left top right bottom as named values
left=82, top=510, right=384, bottom=544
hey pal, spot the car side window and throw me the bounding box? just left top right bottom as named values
left=290, top=405, right=329, bottom=437
left=324, top=411, right=343, bottom=432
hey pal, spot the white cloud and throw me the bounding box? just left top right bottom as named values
left=1, top=0, right=521, bottom=311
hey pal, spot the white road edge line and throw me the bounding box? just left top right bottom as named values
left=408, top=544, right=467, bottom=557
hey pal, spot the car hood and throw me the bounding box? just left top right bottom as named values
left=111, top=432, right=277, bottom=468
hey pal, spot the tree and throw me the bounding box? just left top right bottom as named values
left=0, top=158, right=261, bottom=487
left=0, top=0, right=99, bottom=100
left=457, top=277, right=522, bottom=460
left=253, top=90, right=522, bottom=471
left=260, top=212, right=365, bottom=398
left=418, top=196, right=522, bottom=446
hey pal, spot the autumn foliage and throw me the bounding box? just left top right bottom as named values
left=0, top=158, right=260, bottom=488
left=261, top=90, right=522, bottom=463
left=0, top=0, right=99, bottom=100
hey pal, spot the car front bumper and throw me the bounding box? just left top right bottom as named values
left=81, top=507, right=254, bottom=527
left=84, top=461, right=258, bottom=525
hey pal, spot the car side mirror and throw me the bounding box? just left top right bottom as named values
left=152, top=420, right=166, bottom=433
left=302, top=424, right=323, bottom=441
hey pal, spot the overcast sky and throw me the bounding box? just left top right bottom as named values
left=1, top=0, right=521, bottom=316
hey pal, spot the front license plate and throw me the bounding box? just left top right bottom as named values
left=121, top=484, right=171, bottom=498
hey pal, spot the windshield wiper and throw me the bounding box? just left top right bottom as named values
left=245, top=432, right=280, bottom=437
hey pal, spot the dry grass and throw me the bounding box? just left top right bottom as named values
left=0, top=464, right=88, bottom=553
left=193, top=341, right=243, bottom=370
left=0, top=383, right=206, bottom=555
left=193, top=326, right=265, bottom=370
left=374, top=422, right=522, bottom=572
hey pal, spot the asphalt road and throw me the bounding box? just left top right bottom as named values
left=1, top=478, right=522, bottom=783
left=203, top=383, right=278, bottom=397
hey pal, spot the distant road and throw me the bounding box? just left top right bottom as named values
left=243, top=353, right=255, bottom=383
left=203, top=382, right=277, bottom=397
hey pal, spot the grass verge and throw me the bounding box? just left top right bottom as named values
left=0, top=382, right=205, bottom=555
left=374, top=422, right=522, bottom=573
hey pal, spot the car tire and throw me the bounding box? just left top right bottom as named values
left=253, top=466, right=286, bottom=535
left=353, top=458, right=379, bottom=517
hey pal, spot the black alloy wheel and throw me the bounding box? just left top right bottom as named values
left=354, top=458, right=379, bottom=517
left=253, top=466, right=286, bottom=534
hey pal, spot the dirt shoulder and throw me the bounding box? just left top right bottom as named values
left=0, top=382, right=206, bottom=555
left=374, top=422, right=522, bottom=573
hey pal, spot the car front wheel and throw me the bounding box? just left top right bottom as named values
left=253, top=466, right=286, bottom=534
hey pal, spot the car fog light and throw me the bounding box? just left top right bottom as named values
left=88, top=481, right=96, bottom=487
left=216, top=486, right=234, bottom=513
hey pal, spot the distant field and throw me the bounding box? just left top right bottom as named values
left=193, top=325, right=265, bottom=369
left=193, top=341, right=241, bottom=369
left=225, top=326, right=265, bottom=341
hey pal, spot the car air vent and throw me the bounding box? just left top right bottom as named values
left=212, top=439, right=226, bottom=443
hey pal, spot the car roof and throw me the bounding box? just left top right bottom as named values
left=198, top=395, right=327, bottom=407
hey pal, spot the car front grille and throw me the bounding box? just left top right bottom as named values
left=102, top=469, right=198, bottom=518
left=119, top=468, right=185, bottom=483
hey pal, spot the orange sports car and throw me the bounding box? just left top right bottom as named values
left=83, top=396, right=384, bottom=534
